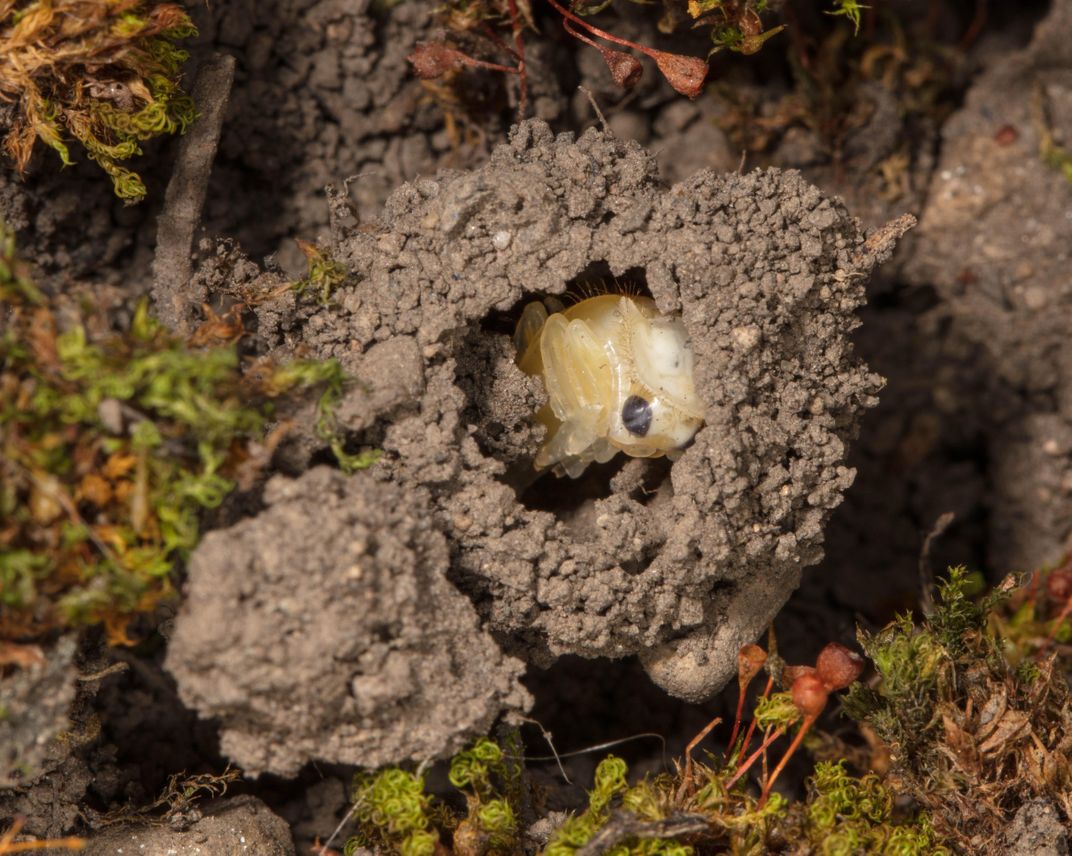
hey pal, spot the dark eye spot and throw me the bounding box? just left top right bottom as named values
left=622, top=395, right=653, bottom=437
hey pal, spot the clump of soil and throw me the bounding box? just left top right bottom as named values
left=165, top=467, right=530, bottom=778
left=180, top=120, right=910, bottom=721
left=0, top=636, right=76, bottom=788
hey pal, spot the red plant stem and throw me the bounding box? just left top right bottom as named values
left=480, top=25, right=521, bottom=61
left=545, top=0, right=652, bottom=57
left=561, top=17, right=601, bottom=52
left=737, top=675, right=774, bottom=765
left=727, top=686, right=749, bottom=756
left=758, top=714, right=817, bottom=807
left=724, top=725, right=785, bottom=790
left=462, top=55, right=520, bottom=75
left=959, top=0, right=988, bottom=51
left=677, top=716, right=722, bottom=799
left=1045, top=597, right=1072, bottom=646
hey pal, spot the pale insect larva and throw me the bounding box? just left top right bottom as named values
left=513, top=292, right=705, bottom=478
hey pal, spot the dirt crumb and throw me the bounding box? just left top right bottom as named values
left=1003, top=799, right=1070, bottom=856
left=0, top=636, right=76, bottom=788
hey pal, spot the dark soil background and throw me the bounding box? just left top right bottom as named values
left=3, top=0, right=1072, bottom=852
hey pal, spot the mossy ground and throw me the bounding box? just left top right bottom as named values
left=0, top=225, right=371, bottom=645
left=336, top=567, right=1071, bottom=856
left=0, top=0, right=197, bottom=201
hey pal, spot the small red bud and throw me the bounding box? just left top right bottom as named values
left=649, top=50, right=708, bottom=99
left=737, top=644, right=767, bottom=686
left=599, top=46, right=643, bottom=90
left=791, top=673, right=829, bottom=719
left=815, top=642, right=865, bottom=691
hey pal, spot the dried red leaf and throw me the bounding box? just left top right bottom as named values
left=0, top=641, right=46, bottom=669
left=649, top=50, right=708, bottom=99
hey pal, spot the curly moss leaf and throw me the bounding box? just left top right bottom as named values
left=0, top=1, right=198, bottom=201
left=753, top=690, right=801, bottom=730
left=449, top=737, right=504, bottom=792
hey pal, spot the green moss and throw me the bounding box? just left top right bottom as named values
left=350, top=768, right=436, bottom=856
left=827, top=0, right=867, bottom=35
left=753, top=691, right=801, bottom=730
left=1, top=1, right=199, bottom=202
left=293, top=240, right=349, bottom=305
left=803, top=762, right=948, bottom=855
left=0, top=226, right=376, bottom=641
left=450, top=737, right=507, bottom=797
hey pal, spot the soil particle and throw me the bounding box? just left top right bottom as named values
left=205, top=119, right=908, bottom=703
left=0, top=636, right=77, bottom=788
left=81, top=795, right=295, bottom=856
left=904, top=0, right=1072, bottom=572
left=165, top=467, right=530, bottom=778
left=1003, top=798, right=1070, bottom=856
left=0, top=638, right=125, bottom=838
left=191, top=0, right=461, bottom=262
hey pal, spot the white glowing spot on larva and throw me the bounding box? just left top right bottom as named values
left=514, top=293, right=704, bottom=478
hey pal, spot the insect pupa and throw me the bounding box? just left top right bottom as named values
left=514, top=291, right=705, bottom=478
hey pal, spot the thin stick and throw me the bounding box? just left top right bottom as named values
left=316, top=802, right=358, bottom=856
left=578, top=84, right=609, bottom=132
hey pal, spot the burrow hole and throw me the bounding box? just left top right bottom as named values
left=465, top=260, right=681, bottom=519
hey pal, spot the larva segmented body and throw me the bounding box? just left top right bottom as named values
left=514, top=293, right=704, bottom=478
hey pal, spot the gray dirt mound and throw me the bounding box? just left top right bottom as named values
left=164, top=466, right=530, bottom=778
left=904, top=0, right=1072, bottom=573
left=185, top=119, right=910, bottom=711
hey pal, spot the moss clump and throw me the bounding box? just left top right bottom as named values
left=337, top=577, right=1069, bottom=855
left=292, top=239, right=349, bottom=306
left=843, top=567, right=1072, bottom=851
left=349, top=769, right=438, bottom=856
left=544, top=757, right=634, bottom=856
left=0, top=225, right=374, bottom=643
left=802, top=762, right=947, bottom=855
left=0, top=0, right=197, bottom=201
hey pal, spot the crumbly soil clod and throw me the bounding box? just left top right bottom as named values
left=184, top=119, right=907, bottom=712
left=165, top=467, right=530, bottom=778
